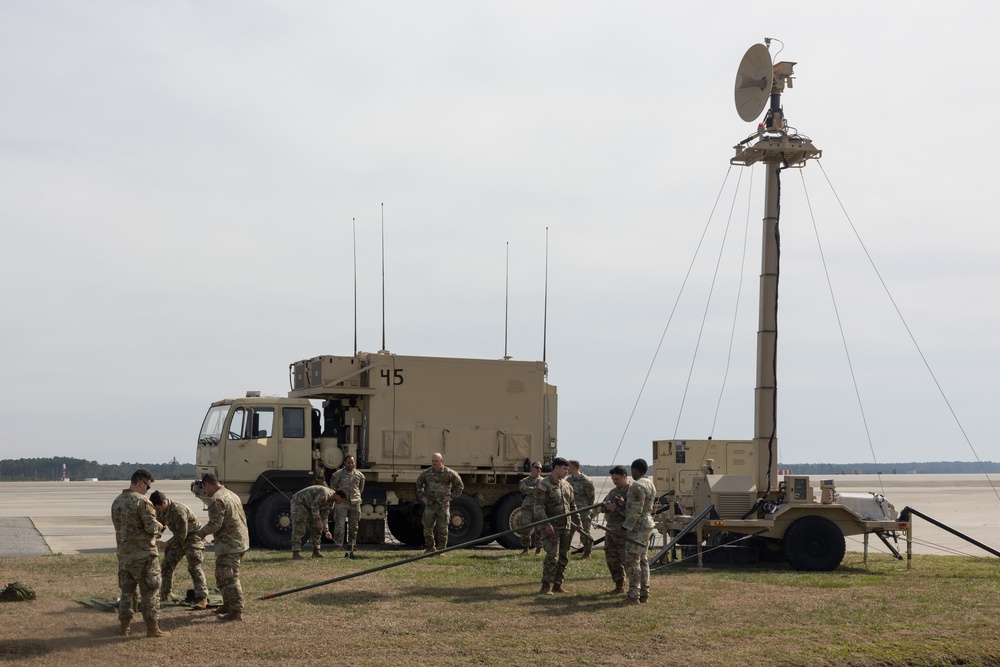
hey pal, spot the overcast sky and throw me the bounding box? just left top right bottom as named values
left=1, top=2, right=997, bottom=468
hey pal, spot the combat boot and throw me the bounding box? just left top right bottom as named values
left=349, top=545, right=357, bottom=559
left=580, top=548, right=592, bottom=560
left=192, top=597, right=208, bottom=610
left=623, top=597, right=640, bottom=606
left=424, top=546, right=436, bottom=554
left=212, top=604, right=231, bottom=615
left=519, top=548, right=529, bottom=555
left=312, top=546, right=324, bottom=558
left=145, top=622, right=171, bottom=638
left=538, top=583, right=552, bottom=595
left=639, top=596, right=649, bottom=604
left=218, top=610, right=243, bottom=622
left=534, top=547, right=542, bottom=555
left=292, top=551, right=304, bottom=560
left=610, top=580, right=625, bottom=595
left=552, top=583, right=567, bottom=593
left=119, top=620, right=131, bottom=637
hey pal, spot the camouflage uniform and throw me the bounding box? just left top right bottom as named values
left=290, top=485, right=339, bottom=552
left=568, top=472, right=596, bottom=553
left=518, top=475, right=543, bottom=549
left=197, top=486, right=250, bottom=613
left=532, top=474, right=576, bottom=586
left=157, top=500, right=207, bottom=602
left=329, top=467, right=365, bottom=548
left=111, top=489, right=164, bottom=624
left=623, top=476, right=656, bottom=601
left=415, top=465, right=464, bottom=549
left=601, top=482, right=631, bottom=586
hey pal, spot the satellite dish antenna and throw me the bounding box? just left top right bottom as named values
left=734, top=43, right=772, bottom=122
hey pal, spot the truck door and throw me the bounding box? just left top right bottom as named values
left=224, top=406, right=276, bottom=482
left=279, top=405, right=312, bottom=471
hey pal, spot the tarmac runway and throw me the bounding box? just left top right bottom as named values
left=2, top=475, right=999, bottom=559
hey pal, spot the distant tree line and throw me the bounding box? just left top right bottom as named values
left=776, top=461, right=1000, bottom=475
left=3, top=457, right=995, bottom=482
left=0, top=457, right=196, bottom=482
left=580, top=461, right=1000, bottom=476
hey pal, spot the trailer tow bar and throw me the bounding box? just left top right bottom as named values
left=873, top=530, right=903, bottom=560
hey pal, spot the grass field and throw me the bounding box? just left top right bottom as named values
left=2, top=547, right=1000, bottom=666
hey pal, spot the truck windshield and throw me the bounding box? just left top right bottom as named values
left=198, top=405, right=230, bottom=445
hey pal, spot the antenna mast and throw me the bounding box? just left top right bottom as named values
left=732, top=40, right=821, bottom=492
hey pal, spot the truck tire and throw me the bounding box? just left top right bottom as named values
left=447, top=493, right=485, bottom=547
left=253, top=492, right=294, bottom=551
left=387, top=506, right=424, bottom=546
left=782, top=515, right=846, bottom=571
left=490, top=492, right=524, bottom=550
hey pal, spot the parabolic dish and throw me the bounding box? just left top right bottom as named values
left=734, top=43, right=773, bottom=122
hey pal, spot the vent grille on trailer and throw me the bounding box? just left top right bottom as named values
left=717, top=494, right=753, bottom=518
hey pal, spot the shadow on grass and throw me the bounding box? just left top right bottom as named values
left=296, top=579, right=627, bottom=614
left=1, top=604, right=223, bottom=662
left=302, top=590, right=394, bottom=606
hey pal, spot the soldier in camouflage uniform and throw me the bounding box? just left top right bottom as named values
left=329, top=455, right=366, bottom=557
left=620, top=458, right=656, bottom=605
left=290, top=485, right=346, bottom=559
left=600, top=465, right=631, bottom=594
left=111, top=468, right=170, bottom=638
left=194, top=473, right=250, bottom=622
left=149, top=490, right=208, bottom=608
left=532, top=457, right=576, bottom=594
left=415, top=452, right=464, bottom=552
left=518, top=461, right=543, bottom=554
left=567, top=460, right=596, bottom=558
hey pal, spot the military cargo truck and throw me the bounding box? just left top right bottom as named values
left=196, top=352, right=557, bottom=550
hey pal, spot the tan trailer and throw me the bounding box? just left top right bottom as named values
left=651, top=42, right=907, bottom=570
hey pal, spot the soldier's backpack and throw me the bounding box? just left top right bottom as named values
left=1, top=581, right=36, bottom=601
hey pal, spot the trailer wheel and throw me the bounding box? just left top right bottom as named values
left=782, top=515, right=845, bottom=571
left=490, top=492, right=524, bottom=550
left=386, top=506, right=424, bottom=546
left=253, top=492, right=293, bottom=551
left=447, top=493, right=485, bottom=547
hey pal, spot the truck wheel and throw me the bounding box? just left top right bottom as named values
left=490, top=492, right=524, bottom=550
left=253, top=492, right=294, bottom=551
left=782, top=515, right=845, bottom=571
left=387, top=507, right=424, bottom=546
left=447, top=493, right=485, bottom=547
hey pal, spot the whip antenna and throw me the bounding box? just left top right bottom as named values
left=542, top=227, right=549, bottom=365
left=380, top=203, right=386, bottom=353
left=504, top=242, right=511, bottom=360
left=353, top=217, right=358, bottom=355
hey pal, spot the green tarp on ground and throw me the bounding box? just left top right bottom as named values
left=73, top=589, right=224, bottom=612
